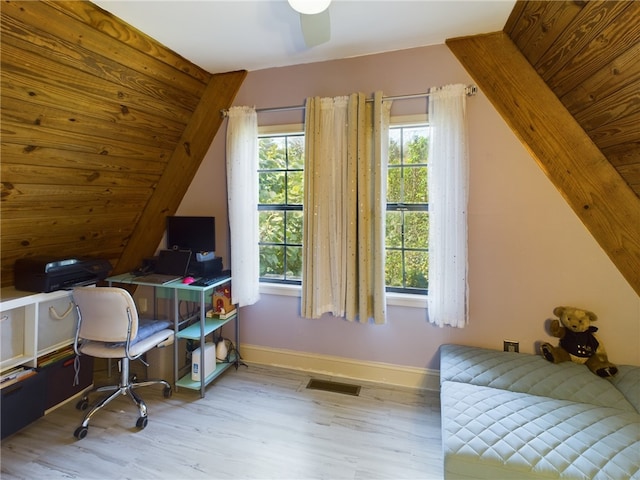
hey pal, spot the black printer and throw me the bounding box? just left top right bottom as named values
left=14, top=256, right=112, bottom=293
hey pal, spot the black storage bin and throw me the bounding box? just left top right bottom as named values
left=1, top=372, right=46, bottom=439
left=41, top=355, right=94, bottom=410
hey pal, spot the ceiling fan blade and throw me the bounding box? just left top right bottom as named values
left=299, top=9, right=330, bottom=47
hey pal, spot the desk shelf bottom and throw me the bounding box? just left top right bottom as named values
left=175, top=354, right=237, bottom=391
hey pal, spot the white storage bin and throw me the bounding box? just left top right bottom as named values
left=1, top=306, right=27, bottom=367
left=37, top=293, right=77, bottom=355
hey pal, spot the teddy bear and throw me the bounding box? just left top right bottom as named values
left=540, top=306, right=618, bottom=377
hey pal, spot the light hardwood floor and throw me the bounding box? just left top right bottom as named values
left=1, top=363, right=443, bottom=480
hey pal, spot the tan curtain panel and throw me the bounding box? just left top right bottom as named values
left=302, top=92, right=391, bottom=324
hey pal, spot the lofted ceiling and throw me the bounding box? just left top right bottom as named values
left=447, top=0, right=640, bottom=295
left=88, top=0, right=640, bottom=198
left=91, top=0, right=516, bottom=73
left=1, top=0, right=638, bottom=295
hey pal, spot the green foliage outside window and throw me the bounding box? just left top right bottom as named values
left=258, top=135, right=304, bottom=282
left=258, top=124, right=429, bottom=294
left=386, top=126, right=429, bottom=293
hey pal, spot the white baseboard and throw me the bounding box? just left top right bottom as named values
left=239, top=344, right=440, bottom=391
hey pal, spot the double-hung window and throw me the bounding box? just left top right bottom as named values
left=258, top=128, right=304, bottom=284
left=258, top=119, right=430, bottom=296
left=386, top=122, right=429, bottom=294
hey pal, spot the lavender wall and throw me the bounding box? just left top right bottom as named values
left=178, top=44, right=639, bottom=371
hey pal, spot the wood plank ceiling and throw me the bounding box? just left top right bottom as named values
left=505, top=0, right=640, bottom=197
left=0, top=0, right=246, bottom=287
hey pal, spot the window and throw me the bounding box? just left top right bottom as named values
left=386, top=124, right=429, bottom=294
left=258, top=120, right=430, bottom=296
left=258, top=130, right=304, bottom=284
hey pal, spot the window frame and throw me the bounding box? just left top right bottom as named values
left=386, top=116, right=430, bottom=296
left=257, top=124, right=305, bottom=285
left=257, top=117, right=428, bottom=309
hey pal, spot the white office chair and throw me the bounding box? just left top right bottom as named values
left=71, top=286, right=174, bottom=440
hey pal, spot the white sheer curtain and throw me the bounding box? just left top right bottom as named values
left=427, top=84, right=469, bottom=328
left=226, top=106, right=260, bottom=307
left=302, top=92, right=391, bottom=324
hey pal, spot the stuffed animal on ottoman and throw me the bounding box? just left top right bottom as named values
left=540, top=306, right=618, bottom=377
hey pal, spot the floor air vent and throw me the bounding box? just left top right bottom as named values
left=306, top=379, right=361, bottom=396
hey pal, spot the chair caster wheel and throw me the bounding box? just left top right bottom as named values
left=74, top=426, right=88, bottom=440
left=76, top=398, right=89, bottom=411
left=136, top=416, right=148, bottom=429
left=163, top=386, right=172, bottom=398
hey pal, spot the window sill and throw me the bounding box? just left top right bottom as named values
left=259, top=283, right=427, bottom=309
left=259, top=283, right=301, bottom=297
left=386, top=292, right=428, bottom=309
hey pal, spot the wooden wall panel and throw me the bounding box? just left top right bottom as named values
left=545, top=3, right=640, bottom=98
left=505, top=1, right=585, bottom=66
left=559, top=42, right=640, bottom=113
left=2, top=1, right=207, bottom=102
left=572, top=82, right=639, bottom=132
left=0, top=0, right=246, bottom=287
left=0, top=184, right=151, bottom=219
left=504, top=0, right=640, bottom=199
left=50, top=1, right=211, bottom=85
left=532, top=1, right=631, bottom=83
left=116, top=71, right=248, bottom=274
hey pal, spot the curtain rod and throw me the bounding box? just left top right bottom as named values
left=220, top=85, right=477, bottom=117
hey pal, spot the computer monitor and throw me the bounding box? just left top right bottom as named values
left=166, top=216, right=215, bottom=254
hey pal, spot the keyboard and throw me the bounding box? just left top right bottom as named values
left=192, top=272, right=230, bottom=287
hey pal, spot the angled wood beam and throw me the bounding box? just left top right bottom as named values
left=447, top=32, right=640, bottom=296
left=115, top=70, right=247, bottom=274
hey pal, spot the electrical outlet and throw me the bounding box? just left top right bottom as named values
left=503, top=340, right=519, bottom=353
